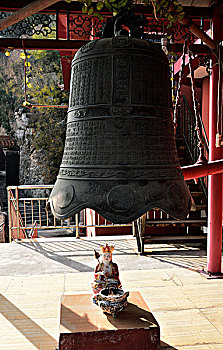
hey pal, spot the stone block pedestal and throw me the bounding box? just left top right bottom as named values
left=59, top=291, right=160, bottom=350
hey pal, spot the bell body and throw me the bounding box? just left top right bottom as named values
left=49, top=36, right=191, bottom=223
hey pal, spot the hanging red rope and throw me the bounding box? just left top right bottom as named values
left=173, top=39, right=187, bottom=129
left=187, top=46, right=208, bottom=165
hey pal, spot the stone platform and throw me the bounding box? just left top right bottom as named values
left=59, top=291, right=160, bottom=350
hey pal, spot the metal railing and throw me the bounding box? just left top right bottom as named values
left=6, top=96, right=210, bottom=242
left=7, top=185, right=133, bottom=242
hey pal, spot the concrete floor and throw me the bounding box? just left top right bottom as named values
left=0, top=235, right=222, bottom=349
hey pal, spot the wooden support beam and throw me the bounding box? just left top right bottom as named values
left=159, top=2, right=217, bottom=51
left=0, top=38, right=86, bottom=51
left=182, top=159, right=223, bottom=181
left=0, top=0, right=62, bottom=32
left=0, top=37, right=217, bottom=54
left=179, top=16, right=217, bottom=51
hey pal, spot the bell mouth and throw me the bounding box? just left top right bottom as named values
left=49, top=177, right=191, bottom=224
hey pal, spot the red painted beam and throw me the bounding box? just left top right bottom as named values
left=0, top=38, right=216, bottom=55
left=182, top=159, right=223, bottom=181
left=0, top=0, right=83, bottom=12
left=0, top=38, right=86, bottom=50
left=179, top=16, right=217, bottom=50
left=58, top=13, right=74, bottom=91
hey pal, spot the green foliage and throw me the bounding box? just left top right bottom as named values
left=0, top=49, right=68, bottom=184
left=31, top=110, right=67, bottom=183
left=80, top=0, right=135, bottom=17
left=25, top=50, right=69, bottom=183
left=0, top=72, right=14, bottom=132
left=0, top=53, right=24, bottom=132
left=77, top=0, right=185, bottom=25
left=142, top=0, right=185, bottom=28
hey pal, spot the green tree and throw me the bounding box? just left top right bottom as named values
left=0, top=52, right=24, bottom=132
left=0, top=49, right=68, bottom=184
left=75, top=0, right=184, bottom=24
left=24, top=49, right=69, bottom=183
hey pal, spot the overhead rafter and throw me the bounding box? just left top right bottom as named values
left=0, top=38, right=85, bottom=50
left=0, top=0, right=61, bottom=32
left=0, top=1, right=213, bottom=17
left=179, top=15, right=217, bottom=50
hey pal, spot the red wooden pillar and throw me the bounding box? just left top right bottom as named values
left=207, top=10, right=223, bottom=274
left=58, top=14, right=74, bottom=90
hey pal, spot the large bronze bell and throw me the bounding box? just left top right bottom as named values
left=49, top=34, right=191, bottom=224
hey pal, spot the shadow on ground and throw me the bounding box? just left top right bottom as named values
left=143, top=243, right=208, bottom=271
left=0, top=293, right=57, bottom=349
left=20, top=238, right=136, bottom=272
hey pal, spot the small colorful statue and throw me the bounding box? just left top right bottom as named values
left=92, top=244, right=121, bottom=295
left=92, top=243, right=129, bottom=317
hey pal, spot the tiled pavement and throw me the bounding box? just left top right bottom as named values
left=0, top=235, right=222, bottom=350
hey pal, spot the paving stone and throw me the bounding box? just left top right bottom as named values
left=0, top=237, right=222, bottom=349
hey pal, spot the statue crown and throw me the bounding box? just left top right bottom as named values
left=101, top=243, right=114, bottom=253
